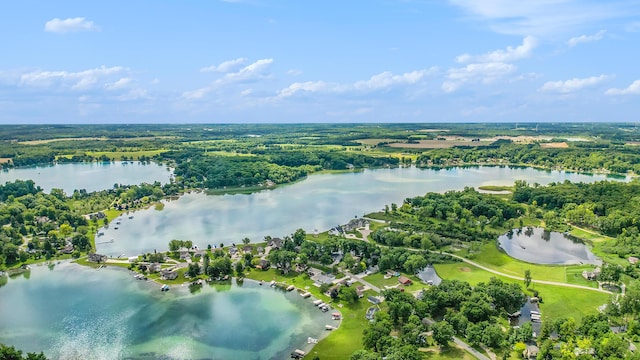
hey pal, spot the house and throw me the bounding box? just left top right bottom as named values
left=269, top=238, right=283, bottom=249
left=343, top=218, right=369, bottom=232
left=88, top=212, right=106, bottom=220
left=398, top=276, right=413, bottom=285
left=294, top=263, right=308, bottom=273
left=256, top=259, right=270, bottom=270
left=356, top=285, right=365, bottom=298
left=178, top=247, right=190, bottom=260
left=87, top=253, right=107, bottom=263
left=629, top=257, right=639, bottom=265
left=61, top=243, right=74, bottom=254
left=229, top=246, right=238, bottom=255
left=149, top=263, right=162, bottom=273
left=128, top=256, right=139, bottom=263
left=368, top=296, right=383, bottom=305
left=257, top=246, right=264, bottom=255
left=193, top=250, right=206, bottom=258
left=327, top=285, right=341, bottom=298
left=523, top=345, right=539, bottom=359
left=161, top=269, right=178, bottom=280
left=582, top=267, right=601, bottom=281
left=243, top=245, right=253, bottom=254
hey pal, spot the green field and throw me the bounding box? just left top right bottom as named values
left=86, top=149, right=168, bottom=160
left=434, top=263, right=609, bottom=321
left=466, top=242, right=597, bottom=285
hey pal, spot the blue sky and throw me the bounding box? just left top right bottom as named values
left=1, top=0, right=640, bottom=124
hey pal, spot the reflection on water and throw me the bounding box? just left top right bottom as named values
left=498, top=227, right=600, bottom=265
left=0, top=263, right=333, bottom=359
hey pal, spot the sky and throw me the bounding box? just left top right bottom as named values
left=1, top=0, right=640, bottom=124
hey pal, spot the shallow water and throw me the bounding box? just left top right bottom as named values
left=0, top=263, right=333, bottom=359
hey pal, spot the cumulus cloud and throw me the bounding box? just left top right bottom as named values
left=456, top=36, right=538, bottom=63
left=183, top=58, right=274, bottom=100
left=19, top=66, right=125, bottom=90
left=540, top=75, right=612, bottom=93
left=44, top=17, right=99, bottom=33
left=606, top=80, right=640, bottom=95
left=567, top=30, right=606, bottom=47
left=442, top=62, right=515, bottom=93
left=105, top=78, right=132, bottom=90
left=276, top=68, right=435, bottom=98
left=200, top=58, right=247, bottom=73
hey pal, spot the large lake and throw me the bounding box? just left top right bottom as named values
left=0, top=162, right=172, bottom=194
left=0, top=263, right=332, bottom=359
left=98, top=166, right=624, bottom=256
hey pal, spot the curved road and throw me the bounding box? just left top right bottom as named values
left=441, top=252, right=612, bottom=294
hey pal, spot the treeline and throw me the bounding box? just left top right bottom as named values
left=416, top=142, right=640, bottom=174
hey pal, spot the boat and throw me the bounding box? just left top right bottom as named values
left=325, top=325, right=336, bottom=330
left=161, top=284, right=170, bottom=291
left=300, top=292, right=311, bottom=298
left=313, top=299, right=323, bottom=306
left=259, top=280, right=264, bottom=285
left=291, top=349, right=306, bottom=359
left=129, top=216, right=134, bottom=219
left=307, top=337, right=318, bottom=344
left=270, top=280, right=276, bottom=287
left=286, top=285, right=295, bottom=291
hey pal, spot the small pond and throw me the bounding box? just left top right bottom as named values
left=497, top=227, right=601, bottom=265
left=416, top=266, right=442, bottom=285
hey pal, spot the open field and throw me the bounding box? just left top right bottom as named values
left=540, top=142, right=569, bottom=148
left=433, top=263, right=609, bottom=320
left=387, top=139, right=493, bottom=149
left=463, top=242, right=597, bottom=286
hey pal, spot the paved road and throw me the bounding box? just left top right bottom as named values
left=453, top=337, right=491, bottom=360
left=347, top=271, right=381, bottom=293
left=441, top=252, right=612, bottom=294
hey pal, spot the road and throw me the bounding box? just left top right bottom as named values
left=346, top=271, right=381, bottom=293
left=453, top=337, right=491, bottom=360
left=441, top=252, right=612, bottom=294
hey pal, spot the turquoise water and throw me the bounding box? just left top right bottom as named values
left=98, top=166, right=623, bottom=256
left=0, top=263, right=332, bottom=359
left=0, top=162, right=172, bottom=194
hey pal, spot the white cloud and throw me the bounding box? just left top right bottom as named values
left=105, top=78, right=132, bottom=90
left=540, top=75, right=612, bottom=93
left=278, top=81, right=329, bottom=97
left=456, top=36, right=538, bottom=63
left=448, top=0, right=634, bottom=36
left=223, top=58, right=273, bottom=82
left=443, top=62, right=515, bottom=93
left=353, top=70, right=431, bottom=90
left=276, top=68, right=435, bottom=98
left=287, top=69, right=302, bottom=76
left=19, top=66, right=125, bottom=90
left=240, top=89, right=253, bottom=96
left=182, top=87, right=211, bottom=100
left=567, top=30, right=606, bottom=47
left=200, top=58, right=247, bottom=73
left=606, top=80, right=640, bottom=95
left=44, top=17, right=99, bottom=33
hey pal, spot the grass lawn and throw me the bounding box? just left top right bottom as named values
left=433, top=263, right=609, bottom=321
left=244, top=268, right=370, bottom=359
left=86, top=149, right=168, bottom=160
left=365, top=272, right=424, bottom=290
left=421, top=345, right=474, bottom=360
left=466, top=242, right=595, bottom=285
left=569, top=226, right=613, bottom=243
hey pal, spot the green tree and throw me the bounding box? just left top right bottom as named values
left=431, top=321, right=454, bottom=348
left=341, top=286, right=359, bottom=304
left=524, top=269, right=531, bottom=288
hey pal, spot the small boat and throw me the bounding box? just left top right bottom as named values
left=300, top=292, right=311, bottom=298
left=307, top=337, right=318, bottom=344
left=129, top=216, right=134, bottom=219
left=259, top=280, right=264, bottom=285
left=313, top=299, right=323, bottom=306
left=270, top=280, right=276, bottom=287
left=161, top=284, right=170, bottom=291
left=325, top=325, right=336, bottom=330
left=286, top=285, right=295, bottom=291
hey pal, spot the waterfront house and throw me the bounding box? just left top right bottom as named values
left=343, top=218, right=369, bottom=232
left=87, top=253, right=107, bottom=263
left=178, top=247, right=190, bottom=260
left=269, top=238, right=283, bottom=249
left=367, top=296, right=383, bottom=305
left=581, top=267, right=601, bottom=281
left=256, top=259, right=270, bottom=270
left=257, top=246, right=264, bottom=255
left=327, top=285, right=341, bottom=298
left=128, top=256, right=139, bottom=263
left=161, top=269, right=178, bottom=280
left=243, top=245, right=253, bottom=254
left=149, top=263, right=162, bottom=273
left=398, top=276, right=413, bottom=285
left=61, top=243, right=74, bottom=254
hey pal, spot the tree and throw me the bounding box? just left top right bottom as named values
left=403, top=254, right=427, bottom=274
left=343, top=253, right=356, bottom=269
left=350, top=349, right=379, bottom=360
left=186, top=263, right=200, bottom=278
left=341, top=286, right=359, bottom=304
left=524, top=269, right=532, bottom=288
left=0, top=343, right=47, bottom=360
left=292, top=228, right=306, bottom=246
left=241, top=237, right=250, bottom=245
left=235, top=262, right=244, bottom=276
left=268, top=250, right=297, bottom=273
left=431, top=321, right=454, bottom=348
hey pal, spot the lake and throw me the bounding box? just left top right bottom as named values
left=98, top=166, right=623, bottom=257
left=0, top=263, right=333, bottom=360
left=497, top=227, right=601, bottom=265
left=0, top=162, right=172, bottom=194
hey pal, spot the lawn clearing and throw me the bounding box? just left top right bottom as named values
left=433, top=263, right=609, bottom=321
left=86, top=149, right=168, bottom=160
